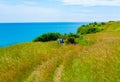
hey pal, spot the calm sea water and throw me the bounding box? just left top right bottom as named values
left=0, top=22, right=88, bottom=47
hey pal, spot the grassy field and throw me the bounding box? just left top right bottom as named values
left=0, top=21, right=120, bottom=82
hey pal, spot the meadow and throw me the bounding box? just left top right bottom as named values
left=0, top=21, right=120, bottom=82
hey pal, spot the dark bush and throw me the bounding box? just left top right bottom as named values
left=86, top=27, right=100, bottom=34
left=101, top=22, right=105, bottom=25
left=67, top=37, right=76, bottom=44
left=33, top=33, right=62, bottom=42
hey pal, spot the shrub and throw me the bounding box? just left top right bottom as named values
left=77, top=22, right=105, bottom=35
left=63, top=33, right=79, bottom=40
left=77, top=27, right=99, bottom=35
left=33, top=33, right=62, bottom=42
left=67, top=37, right=76, bottom=44
left=101, top=22, right=105, bottom=25
left=68, top=33, right=79, bottom=38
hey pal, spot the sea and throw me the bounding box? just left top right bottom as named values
left=0, top=22, right=89, bottom=47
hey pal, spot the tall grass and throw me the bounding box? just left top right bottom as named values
left=61, top=32, right=120, bottom=82
left=0, top=27, right=120, bottom=82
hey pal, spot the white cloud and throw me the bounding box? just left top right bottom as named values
left=62, top=0, right=120, bottom=6
left=0, top=3, right=62, bottom=22
left=0, top=1, right=120, bottom=22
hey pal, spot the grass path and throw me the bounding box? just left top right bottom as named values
left=24, top=57, right=62, bottom=82
left=24, top=64, right=41, bottom=82
left=54, top=65, right=63, bottom=82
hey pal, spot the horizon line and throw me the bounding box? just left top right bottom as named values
left=0, top=21, right=108, bottom=23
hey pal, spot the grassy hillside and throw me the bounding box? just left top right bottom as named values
left=77, top=21, right=120, bottom=34
left=0, top=21, right=120, bottom=82
left=104, top=21, right=120, bottom=31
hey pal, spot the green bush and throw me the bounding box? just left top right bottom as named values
left=33, top=33, right=62, bottom=42
left=77, top=27, right=100, bottom=35
left=63, top=33, right=79, bottom=40
left=67, top=37, right=76, bottom=44
left=77, top=22, right=105, bottom=35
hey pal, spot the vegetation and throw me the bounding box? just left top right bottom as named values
left=33, top=32, right=62, bottom=42
left=0, top=21, right=120, bottom=82
left=77, top=22, right=105, bottom=35
left=66, top=37, right=76, bottom=44
left=33, top=32, right=81, bottom=44
left=63, top=33, right=79, bottom=39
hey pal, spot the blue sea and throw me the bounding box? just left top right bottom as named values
left=0, top=22, right=88, bottom=47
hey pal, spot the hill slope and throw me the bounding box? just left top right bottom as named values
left=104, top=21, right=120, bottom=31
left=0, top=21, right=120, bottom=82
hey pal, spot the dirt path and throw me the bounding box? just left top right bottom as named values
left=55, top=65, right=63, bottom=82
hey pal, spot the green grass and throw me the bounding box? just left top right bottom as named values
left=76, top=37, right=94, bottom=45
left=0, top=21, right=120, bottom=82
left=61, top=38, right=120, bottom=82
left=104, top=21, right=120, bottom=31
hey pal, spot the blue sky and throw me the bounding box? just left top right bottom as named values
left=0, top=0, right=120, bottom=22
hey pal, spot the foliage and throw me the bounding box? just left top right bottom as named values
left=33, top=33, right=62, bottom=42
left=63, top=33, right=83, bottom=44
left=33, top=32, right=81, bottom=44
left=77, top=22, right=105, bottom=35
left=62, top=33, right=79, bottom=40
left=67, top=37, right=76, bottom=44
left=67, top=33, right=79, bottom=38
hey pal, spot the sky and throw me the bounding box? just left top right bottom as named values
left=0, top=0, right=120, bottom=22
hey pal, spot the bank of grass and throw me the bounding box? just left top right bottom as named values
left=105, top=21, right=120, bottom=31
left=61, top=32, right=120, bottom=82
left=0, top=41, right=82, bottom=82
left=0, top=21, right=120, bottom=82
